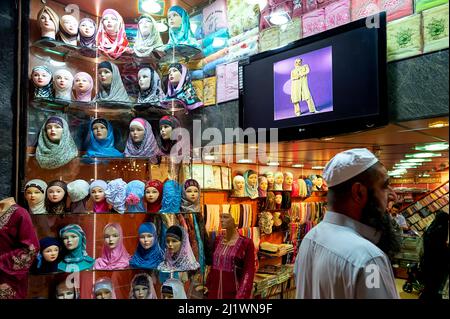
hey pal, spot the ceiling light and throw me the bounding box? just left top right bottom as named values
left=238, top=159, right=253, bottom=164
left=203, top=154, right=216, bottom=161
left=312, top=166, right=324, bottom=170
left=141, top=0, right=161, bottom=14
left=428, top=120, right=449, bottom=128
left=414, top=143, right=449, bottom=151
left=320, top=137, right=335, bottom=141
left=249, top=145, right=259, bottom=149
left=405, top=152, right=442, bottom=158
left=400, top=158, right=432, bottom=163
left=269, top=12, right=290, bottom=25
left=421, top=173, right=431, bottom=177
left=392, top=175, right=403, bottom=178
left=388, top=168, right=407, bottom=176
left=267, top=162, right=279, bottom=166
left=155, top=20, right=168, bottom=32
left=395, top=164, right=419, bottom=169
left=292, top=164, right=304, bottom=168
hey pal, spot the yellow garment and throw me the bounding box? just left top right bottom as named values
left=290, top=64, right=316, bottom=112
left=230, top=204, right=240, bottom=227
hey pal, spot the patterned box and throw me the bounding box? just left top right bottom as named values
left=303, top=0, right=319, bottom=14
left=216, top=61, right=239, bottom=103
left=387, top=14, right=423, bottom=62
left=227, top=0, right=260, bottom=37
left=422, top=3, right=449, bottom=53
left=192, top=79, right=204, bottom=102
left=325, top=0, right=351, bottom=30
left=279, top=18, right=302, bottom=46
left=415, top=0, right=449, bottom=12
left=259, top=26, right=281, bottom=52
left=203, top=0, right=228, bottom=36
left=351, top=0, right=381, bottom=20
left=381, top=0, right=414, bottom=22
left=203, top=76, right=217, bottom=106
left=302, top=8, right=326, bottom=37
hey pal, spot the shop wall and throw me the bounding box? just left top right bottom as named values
left=0, top=0, right=17, bottom=199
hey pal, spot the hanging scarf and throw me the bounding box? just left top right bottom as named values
left=35, top=237, right=62, bottom=274
left=134, top=15, right=163, bottom=57
left=67, top=179, right=90, bottom=213
left=163, top=63, right=203, bottom=111
left=86, top=118, right=123, bottom=158
left=161, top=278, right=187, bottom=299
left=53, top=69, right=73, bottom=100
left=89, top=180, right=109, bottom=213
left=96, top=9, right=129, bottom=59
left=36, top=116, right=78, bottom=169
left=158, top=225, right=200, bottom=272
left=181, top=179, right=201, bottom=213
left=45, top=180, right=68, bottom=214
left=58, top=15, right=78, bottom=45
left=96, top=61, right=130, bottom=102
left=160, top=180, right=182, bottom=213
left=137, top=67, right=163, bottom=104
left=130, top=222, right=164, bottom=269
left=145, top=180, right=163, bottom=213
left=258, top=176, right=268, bottom=197
left=244, top=170, right=258, bottom=199
left=25, top=179, right=47, bottom=215
left=93, top=278, right=117, bottom=299
left=79, top=18, right=97, bottom=48
left=125, top=180, right=146, bottom=213
left=157, top=115, right=181, bottom=155
left=105, top=178, right=127, bottom=214
left=37, top=6, right=59, bottom=40
left=32, top=65, right=53, bottom=98
left=58, top=224, right=94, bottom=272
left=167, top=6, right=200, bottom=48
left=129, top=273, right=158, bottom=299
left=124, top=118, right=160, bottom=161
left=73, top=72, right=94, bottom=102
left=94, top=223, right=130, bottom=270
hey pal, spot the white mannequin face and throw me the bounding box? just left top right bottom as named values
left=56, top=283, right=76, bottom=299
left=285, top=175, right=293, bottom=185
left=91, top=187, right=105, bottom=203
left=275, top=174, right=284, bottom=185
left=39, top=12, right=56, bottom=33
left=95, top=289, right=112, bottom=299
left=139, top=18, right=153, bottom=37
left=92, top=123, right=108, bottom=140
left=99, top=68, right=113, bottom=86
left=46, top=123, right=63, bottom=143
left=247, top=174, right=257, bottom=187
left=259, top=180, right=268, bottom=191
left=62, top=231, right=80, bottom=251
left=32, top=69, right=51, bottom=88
left=138, top=70, right=151, bottom=90
left=139, top=232, right=154, bottom=250
left=166, top=237, right=181, bottom=255
left=61, top=15, right=78, bottom=35
left=168, top=11, right=182, bottom=29
left=168, top=67, right=182, bottom=85
left=145, top=187, right=160, bottom=203
left=234, top=179, right=244, bottom=191
left=133, top=285, right=149, bottom=299
left=47, top=185, right=65, bottom=203
left=130, top=125, right=145, bottom=143
left=42, top=245, right=59, bottom=262
left=103, top=14, right=119, bottom=35
left=266, top=173, right=274, bottom=185
left=160, top=124, right=172, bottom=140
left=79, top=20, right=95, bottom=37
left=54, top=73, right=72, bottom=90
left=103, top=226, right=120, bottom=249
left=185, top=186, right=199, bottom=203
left=275, top=194, right=283, bottom=205
left=74, top=76, right=91, bottom=93
left=25, top=187, right=45, bottom=207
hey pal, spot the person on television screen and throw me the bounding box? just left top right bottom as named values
left=290, top=58, right=316, bottom=116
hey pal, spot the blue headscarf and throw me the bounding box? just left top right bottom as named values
left=168, top=6, right=200, bottom=48
left=85, top=118, right=123, bottom=158
left=130, top=223, right=164, bottom=269
left=159, top=180, right=182, bottom=213
left=126, top=180, right=146, bottom=212
left=35, top=237, right=62, bottom=274
left=58, top=224, right=94, bottom=272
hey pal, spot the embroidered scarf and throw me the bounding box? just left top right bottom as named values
left=137, top=67, right=163, bottom=104
left=32, top=65, right=53, bottom=98
left=96, top=9, right=129, bottom=59
left=124, top=118, right=160, bottom=160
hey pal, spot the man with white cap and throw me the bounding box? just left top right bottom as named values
left=294, top=148, right=400, bottom=298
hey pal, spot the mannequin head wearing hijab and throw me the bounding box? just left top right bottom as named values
left=96, top=61, right=130, bottom=102
left=45, top=116, right=63, bottom=143
left=32, top=66, right=52, bottom=88
left=183, top=179, right=200, bottom=204
left=168, top=63, right=183, bottom=87
left=137, top=67, right=163, bottom=104
left=265, top=172, right=275, bottom=188
left=92, top=118, right=108, bottom=141
left=59, top=14, right=78, bottom=45
left=98, top=61, right=113, bottom=89
left=233, top=175, right=245, bottom=196
left=283, top=172, right=294, bottom=190
left=53, top=69, right=74, bottom=100
left=161, top=278, right=187, bottom=299
left=37, top=6, right=59, bottom=40
left=90, top=180, right=107, bottom=203
left=94, top=278, right=116, bottom=299
left=130, top=273, right=157, bottom=299
left=56, top=279, right=78, bottom=299
left=24, top=179, right=47, bottom=214
left=78, top=18, right=97, bottom=48
left=45, top=180, right=68, bottom=214
left=134, top=15, right=163, bottom=57
left=73, top=72, right=94, bottom=102
left=36, top=237, right=62, bottom=274
left=165, top=225, right=183, bottom=256
left=145, top=180, right=163, bottom=204
left=157, top=115, right=181, bottom=155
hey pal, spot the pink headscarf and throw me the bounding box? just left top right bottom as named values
left=73, top=72, right=94, bottom=102
left=94, top=223, right=130, bottom=270
left=96, top=9, right=129, bottom=59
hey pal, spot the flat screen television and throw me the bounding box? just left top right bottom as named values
left=239, top=13, right=387, bottom=141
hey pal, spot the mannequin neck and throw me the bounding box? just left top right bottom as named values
left=0, top=197, right=16, bottom=214
left=41, top=31, right=56, bottom=40
left=223, top=227, right=239, bottom=243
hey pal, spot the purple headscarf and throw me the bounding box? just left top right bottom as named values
left=94, top=223, right=130, bottom=270
left=124, top=118, right=160, bottom=162
left=79, top=18, right=97, bottom=48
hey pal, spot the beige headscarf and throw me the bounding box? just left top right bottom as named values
left=37, top=6, right=60, bottom=35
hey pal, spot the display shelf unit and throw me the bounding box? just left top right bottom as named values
left=401, top=181, right=449, bottom=236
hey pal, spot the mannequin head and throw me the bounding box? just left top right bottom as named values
left=103, top=225, right=120, bottom=249
left=53, top=69, right=73, bottom=92
left=45, top=120, right=63, bottom=143
left=259, top=211, right=274, bottom=234
left=132, top=275, right=150, bottom=299
left=91, top=119, right=108, bottom=141
left=90, top=185, right=106, bottom=203
left=233, top=175, right=245, bottom=194
left=47, top=185, right=65, bottom=203
left=42, top=245, right=60, bottom=262
left=166, top=226, right=183, bottom=255
left=139, top=231, right=154, bottom=250
left=60, top=15, right=78, bottom=36
left=32, top=66, right=52, bottom=88
left=159, top=116, right=179, bottom=142
left=314, top=175, right=323, bottom=189
left=220, top=213, right=236, bottom=230
left=138, top=68, right=152, bottom=91
left=246, top=170, right=258, bottom=187
left=39, top=237, right=61, bottom=264
left=62, top=231, right=80, bottom=251
left=284, top=172, right=293, bottom=186
left=56, top=281, right=77, bottom=299
left=265, top=172, right=275, bottom=186
left=183, top=179, right=200, bottom=203
left=138, top=16, right=155, bottom=38
left=73, top=72, right=94, bottom=101
left=274, top=172, right=284, bottom=186
left=37, top=6, right=59, bottom=39
left=258, top=176, right=268, bottom=192
left=168, top=10, right=182, bottom=29
left=25, top=186, right=45, bottom=207
left=160, top=124, right=172, bottom=140
left=145, top=180, right=162, bottom=204
left=275, top=193, right=283, bottom=205
left=102, top=12, right=119, bottom=36
left=39, top=12, right=56, bottom=34
left=129, top=118, right=146, bottom=143
left=79, top=18, right=96, bottom=37
left=98, top=62, right=113, bottom=87
left=95, top=288, right=112, bottom=299
left=168, top=64, right=183, bottom=86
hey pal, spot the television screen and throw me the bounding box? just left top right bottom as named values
left=240, top=13, right=387, bottom=140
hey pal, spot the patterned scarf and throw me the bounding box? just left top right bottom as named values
left=134, top=15, right=163, bottom=57
left=96, top=61, right=130, bottom=102
left=94, top=223, right=130, bottom=270
left=160, top=180, right=182, bottom=213
left=105, top=178, right=127, bottom=214
left=86, top=118, right=123, bottom=158
left=96, top=9, right=129, bottom=59
left=137, top=67, right=163, bottom=104
left=124, top=118, right=160, bottom=160
left=180, top=179, right=201, bottom=213
left=125, top=180, right=146, bottom=213
left=32, top=65, right=53, bottom=98
left=130, top=222, right=164, bottom=269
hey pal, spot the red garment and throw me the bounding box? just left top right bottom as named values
left=206, top=235, right=255, bottom=299
left=0, top=204, right=39, bottom=299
